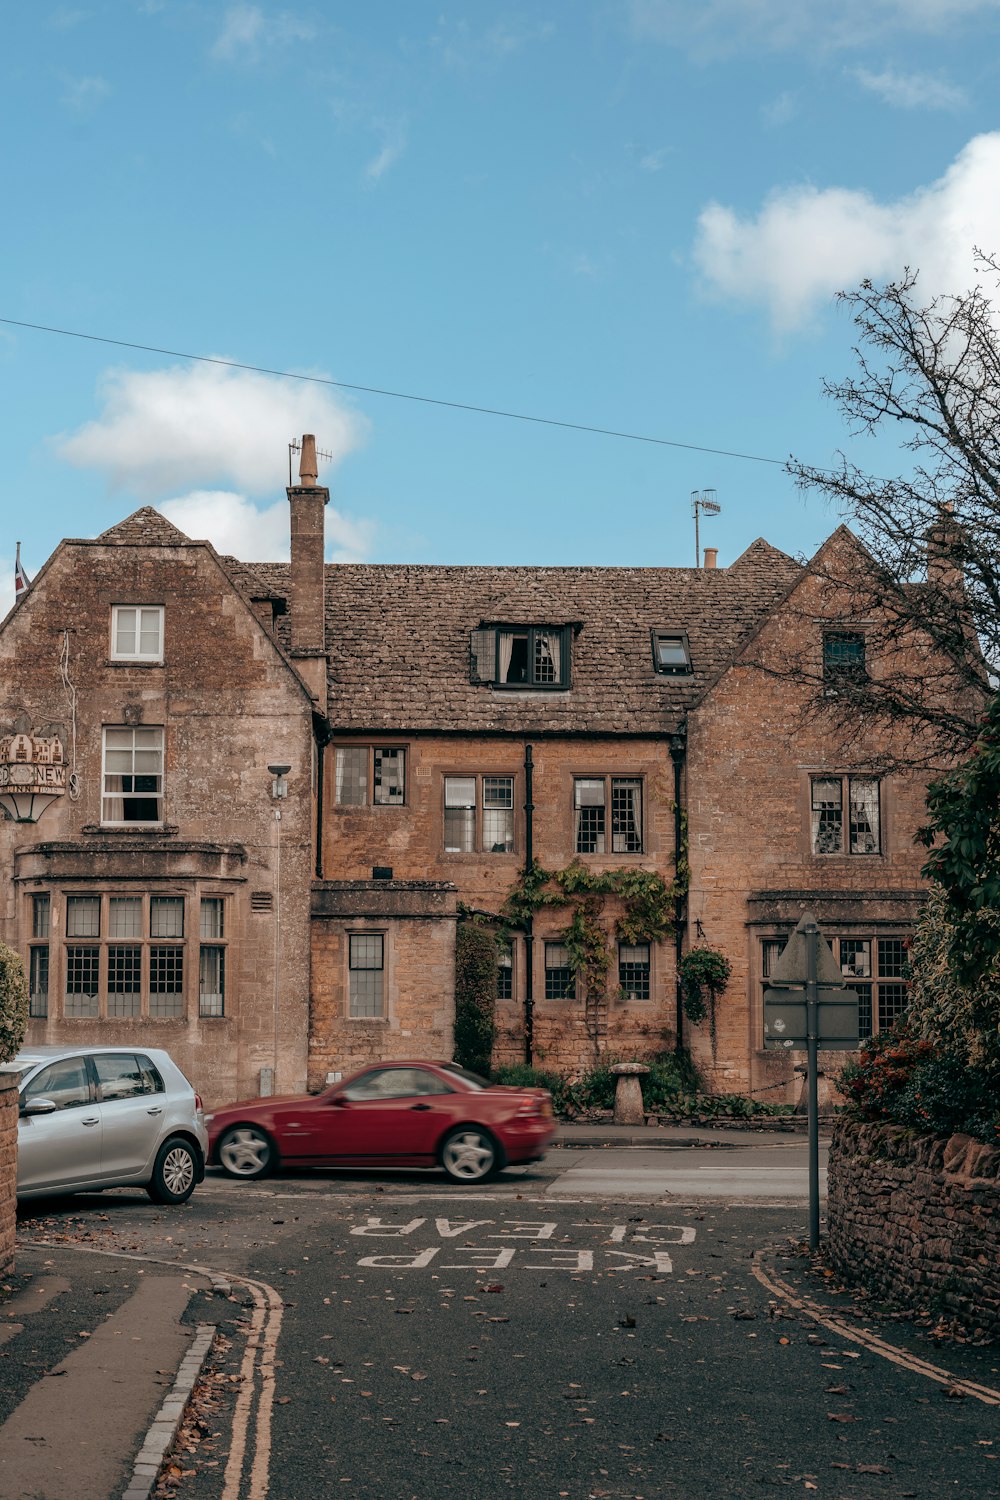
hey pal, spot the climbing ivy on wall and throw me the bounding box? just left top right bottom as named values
left=496, top=858, right=684, bottom=1012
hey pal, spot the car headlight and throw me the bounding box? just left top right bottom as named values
left=204, top=1113, right=215, bottom=1124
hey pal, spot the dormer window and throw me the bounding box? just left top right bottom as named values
left=471, top=626, right=570, bottom=689
left=651, top=631, right=692, bottom=675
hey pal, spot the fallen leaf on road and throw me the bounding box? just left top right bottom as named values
left=827, top=1413, right=856, bottom=1423
left=857, top=1464, right=891, bottom=1474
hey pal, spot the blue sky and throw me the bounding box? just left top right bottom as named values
left=5, top=1, right=1000, bottom=611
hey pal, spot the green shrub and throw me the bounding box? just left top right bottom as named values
left=895, top=1052, right=999, bottom=1139
left=453, top=922, right=498, bottom=1077
left=0, top=942, right=28, bottom=1065
left=491, top=1065, right=575, bottom=1115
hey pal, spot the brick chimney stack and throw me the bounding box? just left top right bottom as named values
left=287, top=434, right=328, bottom=710
left=703, top=547, right=718, bottom=569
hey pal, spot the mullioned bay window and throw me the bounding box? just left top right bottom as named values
left=762, top=933, right=908, bottom=1041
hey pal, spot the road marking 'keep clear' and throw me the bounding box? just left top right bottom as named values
left=348, top=1218, right=696, bottom=1272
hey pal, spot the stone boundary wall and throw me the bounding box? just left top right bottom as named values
left=827, top=1119, right=1000, bottom=1337
left=0, top=1071, right=18, bottom=1275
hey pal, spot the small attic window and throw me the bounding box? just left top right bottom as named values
left=470, top=626, right=570, bottom=689
left=652, top=631, right=692, bottom=675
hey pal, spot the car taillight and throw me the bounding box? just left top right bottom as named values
left=516, top=1097, right=543, bottom=1117
left=195, top=1094, right=204, bottom=1112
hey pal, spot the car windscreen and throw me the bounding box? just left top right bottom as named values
left=441, top=1063, right=489, bottom=1089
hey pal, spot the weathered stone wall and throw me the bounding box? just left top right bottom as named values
left=323, top=734, right=679, bottom=1073
left=309, top=882, right=458, bottom=1088
left=827, top=1119, right=1000, bottom=1337
left=0, top=1071, right=18, bottom=1275
left=0, top=531, right=316, bottom=1107
left=688, top=534, right=933, bottom=1099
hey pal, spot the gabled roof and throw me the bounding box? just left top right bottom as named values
left=74, top=507, right=807, bottom=737
left=234, top=548, right=804, bottom=736
left=97, top=507, right=191, bottom=546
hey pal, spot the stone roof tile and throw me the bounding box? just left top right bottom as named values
left=97, top=507, right=190, bottom=546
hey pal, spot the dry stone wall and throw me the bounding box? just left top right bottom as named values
left=0, top=1072, right=18, bottom=1274
left=827, top=1120, right=1000, bottom=1337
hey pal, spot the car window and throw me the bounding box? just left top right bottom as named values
left=93, top=1054, right=148, bottom=1102
left=21, top=1058, right=92, bottom=1111
left=342, top=1067, right=452, bottom=1101
left=136, top=1056, right=165, bottom=1095
left=441, top=1063, right=489, bottom=1089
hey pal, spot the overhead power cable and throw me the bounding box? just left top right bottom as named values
left=0, top=314, right=788, bottom=469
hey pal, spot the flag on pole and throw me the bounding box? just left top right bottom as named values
left=14, top=541, right=31, bottom=600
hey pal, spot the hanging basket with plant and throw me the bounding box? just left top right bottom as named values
left=679, top=946, right=731, bottom=1052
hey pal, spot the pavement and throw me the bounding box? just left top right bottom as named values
left=0, top=1119, right=828, bottom=1499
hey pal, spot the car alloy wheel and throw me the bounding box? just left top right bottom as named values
left=148, top=1137, right=198, bottom=1205
left=440, top=1127, right=498, bottom=1183
left=218, top=1125, right=275, bottom=1180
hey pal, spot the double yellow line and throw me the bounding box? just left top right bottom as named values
left=752, top=1249, right=1000, bottom=1406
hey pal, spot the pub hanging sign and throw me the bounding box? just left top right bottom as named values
left=0, top=732, right=66, bottom=823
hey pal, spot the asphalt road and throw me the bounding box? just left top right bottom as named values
left=10, top=1150, right=1000, bottom=1500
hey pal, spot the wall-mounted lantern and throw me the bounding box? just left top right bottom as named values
left=268, top=763, right=291, bottom=801
left=0, top=733, right=67, bottom=823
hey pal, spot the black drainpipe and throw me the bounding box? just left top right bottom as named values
left=312, top=712, right=333, bottom=880
left=523, top=742, right=535, bottom=1067
left=669, top=725, right=687, bottom=1052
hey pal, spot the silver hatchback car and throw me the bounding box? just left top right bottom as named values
left=13, top=1045, right=208, bottom=1204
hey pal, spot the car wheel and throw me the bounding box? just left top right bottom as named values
left=440, top=1126, right=499, bottom=1183
left=147, top=1136, right=199, bottom=1205
left=217, top=1125, right=276, bottom=1180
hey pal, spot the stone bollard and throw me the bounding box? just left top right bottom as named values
left=610, top=1062, right=649, bottom=1126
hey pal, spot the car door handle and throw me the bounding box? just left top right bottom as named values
left=146, top=1106, right=163, bottom=1116
left=81, top=1116, right=100, bottom=1127
left=410, top=1103, right=432, bottom=1111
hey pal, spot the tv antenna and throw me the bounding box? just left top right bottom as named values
left=691, top=489, right=720, bottom=566
left=289, top=437, right=334, bottom=486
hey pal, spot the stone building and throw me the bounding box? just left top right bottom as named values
left=1, top=441, right=938, bottom=1105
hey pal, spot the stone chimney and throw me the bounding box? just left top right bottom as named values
left=287, top=434, right=328, bottom=710
left=925, top=503, right=963, bottom=594
left=703, top=547, right=718, bottom=569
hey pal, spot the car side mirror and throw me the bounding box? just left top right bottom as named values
left=329, top=1095, right=350, bottom=1108
left=21, top=1097, right=57, bottom=1116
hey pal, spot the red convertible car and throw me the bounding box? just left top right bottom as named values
left=205, top=1061, right=556, bottom=1184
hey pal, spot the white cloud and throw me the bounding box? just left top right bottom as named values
left=637, top=147, right=672, bottom=173
left=693, top=132, right=1000, bottom=330
left=854, top=66, right=967, bottom=110
left=159, top=490, right=375, bottom=563
left=57, top=361, right=367, bottom=499
left=431, top=18, right=555, bottom=70
left=210, top=3, right=314, bottom=62
left=629, top=0, right=1000, bottom=56
left=365, top=121, right=408, bottom=182
left=61, top=75, right=109, bottom=110
left=762, top=90, right=799, bottom=127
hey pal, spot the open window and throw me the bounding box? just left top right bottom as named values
left=470, top=626, right=571, bottom=689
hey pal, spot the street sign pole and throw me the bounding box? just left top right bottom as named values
left=804, top=916, right=820, bottom=1251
